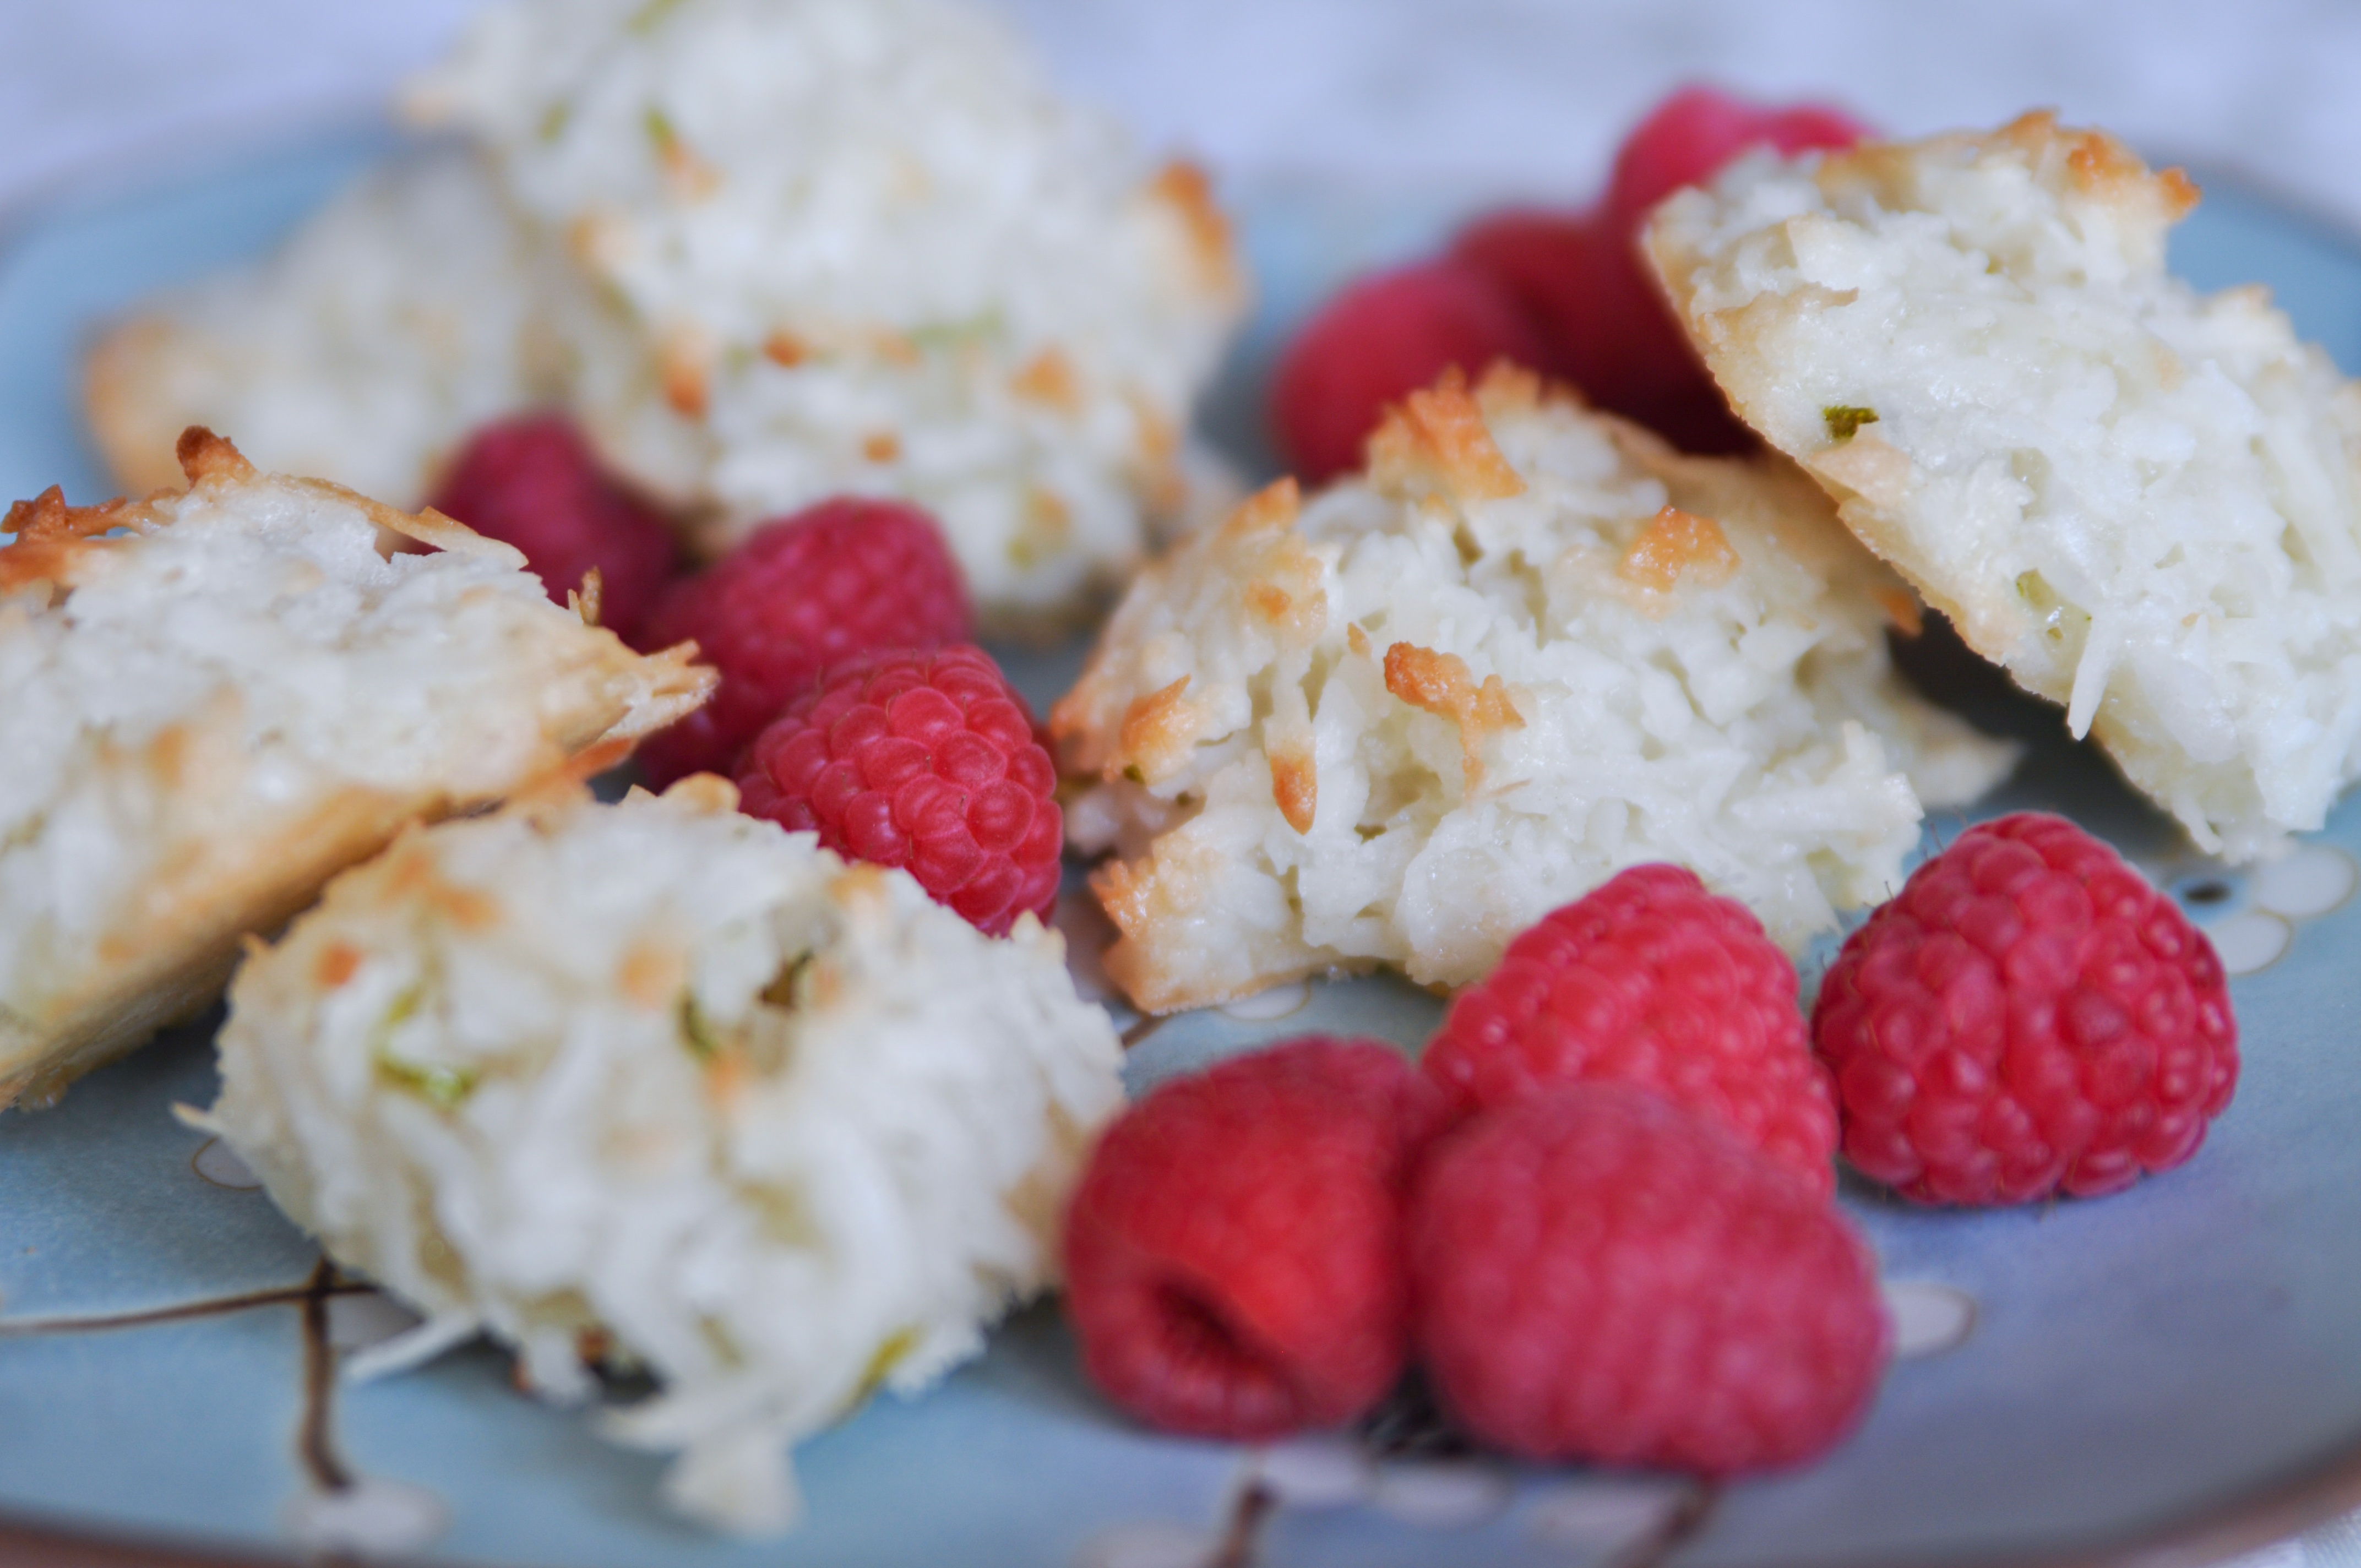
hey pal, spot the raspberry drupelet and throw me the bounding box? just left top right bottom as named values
left=736, top=645, right=1060, bottom=937
left=1423, top=864, right=1839, bottom=1201
left=634, top=497, right=971, bottom=787
left=1814, top=812, right=2238, bottom=1205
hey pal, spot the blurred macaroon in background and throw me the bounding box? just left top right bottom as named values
left=9, top=0, right=2361, bottom=225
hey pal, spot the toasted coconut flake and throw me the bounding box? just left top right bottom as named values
left=1114, top=676, right=1200, bottom=784
left=1367, top=367, right=1527, bottom=503
left=4, top=486, right=132, bottom=542
left=1011, top=347, right=1082, bottom=412
left=175, top=426, right=256, bottom=484
left=1383, top=641, right=1525, bottom=788
left=1618, top=505, right=1740, bottom=597
left=1147, top=160, right=1242, bottom=298
left=1270, top=740, right=1318, bottom=834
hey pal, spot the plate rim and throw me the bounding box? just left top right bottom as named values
left=6, top=117, right=2360, bottom=1568
left=2, top=1413, right=2359, bottom=1568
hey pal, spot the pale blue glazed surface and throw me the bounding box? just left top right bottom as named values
left=4, top=129, right=2361, bottom=1567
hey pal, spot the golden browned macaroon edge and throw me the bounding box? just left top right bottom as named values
left=1640, top=110, right=2201, bottom=678
left=82, top=314, right=198, bottom=499
left=0, top=429, right=714, bottom=1108
left=1050, top=365, right=1936, bottom=1016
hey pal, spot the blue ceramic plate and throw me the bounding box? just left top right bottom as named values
left=7, top=127, right=2361, bottom=1568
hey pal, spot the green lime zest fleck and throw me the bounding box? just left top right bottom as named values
left=1823, top=405, right=1879, bottom=442
left=371, top=987, right=476, bottom=1109
left=759, top=954, right=814, bottom=1010
left=537, top=100, right=571, bottom=143
left=644, top=106, right=678, bottom=155
left=678, top=991, right=722, bottom=1060
left=366, top=983, right=425, bottom=1065
left=854, top=1326, right=922, bottom=1402
left=628, top=0, right=688, bottom=32
left=369, top=983, right=423, bottom=1046
left=376, top=1055, right=480, bottom=1110
left=907, top=309, right=1003, bottom=351
left=1121, top=764, right=1146, bottom=785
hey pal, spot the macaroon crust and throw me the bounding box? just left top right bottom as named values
left=1648, top=111, right=2361, bottom=859
left=84, top=148, right=570, bottom=509
left=404, top=0, right=1249, bottom=629
left=1054, top=365, right=2016, bottom=1013
left=0, top=430, right=712, bottom=1107
left=196, top=777, right=1124, bottom=1534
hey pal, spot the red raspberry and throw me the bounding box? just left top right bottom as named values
left=427, top=415, right=679, bottom=644
left=1814, top=813, right=2239, bottom=1205
left=1270, top=258, right=1552, bottom=486
left=1604, top=85, right=1870, bottom=233
left=735, top=645, right=1058, bottom=936
left=1447, top=207, right=1721, bottom=438
left=1423, top=864, right=1838, bottom=1201
left=1408, top=1085, right=1888, bottom=1472
left=634, top=498, right=970, bottom=787
left=1063, top=1037, right=1448, bottom=1439
left=1446, top=208, right=1611, bottom=384
left=1449, top=88, right=1867, bottom=455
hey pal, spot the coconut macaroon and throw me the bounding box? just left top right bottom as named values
left=403, top=0, right=1247, bottom=629
left=0, top=432, right=710, bottom=1109
left=1053, top=367, right=2017, bottom=1012
left=84, top=149, right=567, bottom=507
left=1648, top=111, right=2361, bottom=861
left=194, top=778, right=1124, bottom=1534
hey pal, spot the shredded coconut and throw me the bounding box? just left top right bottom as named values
left=0, top=435, right=709, bottom=1107
left=83, top=148, right=565, bottom=507
left=1052, top=367, right=2016, bottom=1011
left=1647, top=111, right=2361, bottom=860
left=199, top=780, right=1124, bottom=1534
left=406, top=0, right=1248, bottom=628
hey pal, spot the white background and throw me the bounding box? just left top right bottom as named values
left=8, top=1, right=2361, bottom=226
